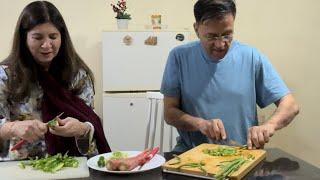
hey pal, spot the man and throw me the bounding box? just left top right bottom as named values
left=160, top=0, right=299, bottom=152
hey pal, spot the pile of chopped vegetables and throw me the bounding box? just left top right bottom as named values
left=18, top=153, right=79, bottom=173
left=203, top=146, right=238, bottom=156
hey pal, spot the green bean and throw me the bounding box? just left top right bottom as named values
left=168, top=154, right=181, bottom=165
left=214, top=156, right=251, bottom=180
left=178, top=161, right=207, bottom=174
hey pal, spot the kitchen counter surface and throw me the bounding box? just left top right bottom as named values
left=85, top=148, right=320, bottom=180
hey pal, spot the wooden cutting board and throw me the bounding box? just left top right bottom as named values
left=0, top=157, right=89, bottom=180
left=163, top=143, right=266, bottom=180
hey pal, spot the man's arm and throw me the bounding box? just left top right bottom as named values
left=265, top=93, right=299, bottom=130
left=163, top=96, right=200, bottom=131
left=164, top=96, right=226, bottom=140
left=247, top=93, right=299, bottom=149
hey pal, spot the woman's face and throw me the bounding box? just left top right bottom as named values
left=26, top=22, right=61, bottom=70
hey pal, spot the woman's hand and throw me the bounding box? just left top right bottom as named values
left=49, top=117, right=90, bottom=137
left=11, top=120, right=48, bottom=142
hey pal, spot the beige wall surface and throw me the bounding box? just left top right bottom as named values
left=0, top=0, right=319, bottom=168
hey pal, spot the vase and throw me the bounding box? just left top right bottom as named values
left=117, top=19, right=129, bottom=29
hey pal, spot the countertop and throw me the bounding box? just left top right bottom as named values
left=84, top=148, right=320, bottom=180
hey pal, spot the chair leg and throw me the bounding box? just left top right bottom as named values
left=150, top=100, right=158, bottom=149
left=145, top=99, right=153, bottom=149
left=159, top=100, right=164, bottom=155
left=169, top=126, right=173, bottom=151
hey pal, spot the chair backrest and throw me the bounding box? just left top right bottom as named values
left=145, top=91, right=173, bottom=155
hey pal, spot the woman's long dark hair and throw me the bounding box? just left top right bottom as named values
left=1, top=1, right=94, bottom=102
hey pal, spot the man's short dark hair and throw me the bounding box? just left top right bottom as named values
left=194, top=0, right=236, bottom=23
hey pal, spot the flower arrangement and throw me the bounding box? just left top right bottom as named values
left=110, top=0, right=131, bottom=19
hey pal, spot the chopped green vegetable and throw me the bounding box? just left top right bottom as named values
left=111, top=151, right=128, bottom=159
left=169, top=154, right=181, bottom=165
left=239, top=145, right=248, bottom=150
left=18, top=162, right=26, bottom=169
left=97, top=156, right=105, bottom=167
left=47, top=118, right=59, bottom=128
left=203, top=146, right=238, bottom=156
left=18, top=152, right=79, bottom=173
left=106, top=151, right=128, bottom=161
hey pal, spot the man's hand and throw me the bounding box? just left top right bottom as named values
left=247, top=123, right=276, bottom=149
left=49, top=117, right=89, bottom=137
left=197, top=118, right=226, bottom=140
left=11, top=120, right=47, bottom=142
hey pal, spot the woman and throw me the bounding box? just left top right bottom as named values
left=0, top=1, right=110, bottom=161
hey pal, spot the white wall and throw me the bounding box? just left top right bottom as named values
left=0, top=0, right=319, bottom=168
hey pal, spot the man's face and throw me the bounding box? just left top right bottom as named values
left=194, top=13, right=234, bottom=60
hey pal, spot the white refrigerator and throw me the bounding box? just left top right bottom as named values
left=102, top=31, right=189, bottom=151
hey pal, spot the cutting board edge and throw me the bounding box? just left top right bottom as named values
left=162, top=166, right=214, bottom=178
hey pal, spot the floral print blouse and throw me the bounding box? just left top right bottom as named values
left=0, top=65, right=97, bottom=161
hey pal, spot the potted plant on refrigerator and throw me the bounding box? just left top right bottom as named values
left=110, top=0, right=131, bottom=29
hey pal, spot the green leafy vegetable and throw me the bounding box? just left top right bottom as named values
left=18, top=152, right=79, bottom=173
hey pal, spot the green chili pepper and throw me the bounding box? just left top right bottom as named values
left=18, top=152, right=79, bottom=173
left=47, top=118, right=59, bottom=128
left=178, top=161, right=207, bottom=174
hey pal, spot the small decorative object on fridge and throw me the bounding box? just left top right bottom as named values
left=144, top=36, right=157, bottom=46
left=175, top=33, right=185, bottom=41
left=151, top=14, right=161, bottom=29
left=123, top=35, right=133, bottom=45
left=110, top=0, right=131, bottom=29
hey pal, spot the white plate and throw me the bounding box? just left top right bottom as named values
left=87, top=151, right=166, bottom=174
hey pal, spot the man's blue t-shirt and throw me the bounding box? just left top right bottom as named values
left=160, top=40, right=289, bottom=152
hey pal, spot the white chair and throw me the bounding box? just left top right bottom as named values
left=145, top=91, right=173, bottom=155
